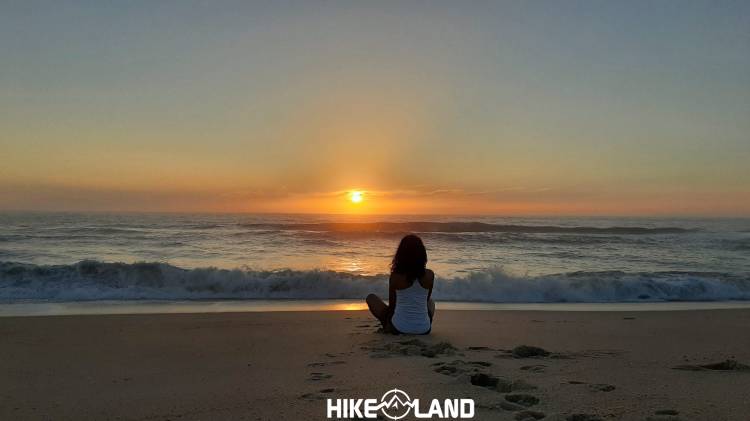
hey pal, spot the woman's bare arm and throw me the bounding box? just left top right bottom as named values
left=387, top=274, right=398, bottom=320
left=425, top=270, right=435, bottom=321
left=425, top=269, right=434, bottom=300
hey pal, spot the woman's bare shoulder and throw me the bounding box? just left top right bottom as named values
left=389, top=272, right=408, bottom=288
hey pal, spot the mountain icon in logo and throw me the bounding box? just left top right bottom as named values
left=379, top=389, right=413, bottom=420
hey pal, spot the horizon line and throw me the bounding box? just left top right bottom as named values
left=1, top=209, right=748, bottom=219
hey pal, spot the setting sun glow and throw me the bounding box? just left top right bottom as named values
left=1, top=2, right=748, bottom=217
left=350, top=191, right=364, bottom=204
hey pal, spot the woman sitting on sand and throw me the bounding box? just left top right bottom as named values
left=366, top=234, right=435, bottom=335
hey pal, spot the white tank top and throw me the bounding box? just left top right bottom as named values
left=391, top=280, right=431, bottom=334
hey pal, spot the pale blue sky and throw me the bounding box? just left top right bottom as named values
left=1, top=1, right=749, bottom=214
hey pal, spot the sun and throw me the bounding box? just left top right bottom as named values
left=350, top=190, right=364, bottom=203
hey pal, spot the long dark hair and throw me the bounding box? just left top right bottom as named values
left=390, top=234, right=427, bottom=281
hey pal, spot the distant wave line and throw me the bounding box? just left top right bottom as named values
left=238, top=222, right=694, bottom=235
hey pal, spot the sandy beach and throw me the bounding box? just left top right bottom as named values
left=1, top=309, right=749, bottom=421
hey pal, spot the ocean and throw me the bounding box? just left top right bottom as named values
left=1, top=212, right=749, bottom=305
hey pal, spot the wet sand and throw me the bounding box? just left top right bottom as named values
left=1, top=309, right=749, bottom=420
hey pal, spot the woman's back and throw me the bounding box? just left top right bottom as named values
left=365, top=234, right=435, bottom=335
left=391, top=277, right=431, bottom=334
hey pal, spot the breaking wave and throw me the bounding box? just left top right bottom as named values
left=1, top=261, right=748, bottom=303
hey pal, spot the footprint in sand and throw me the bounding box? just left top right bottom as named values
left=645, top=409, right=683, bottom=421
left=515, top=409, right=546, bottom=420
left=466, top=346, right=494, bottom=351
left=307, top=361, right=346, bottom=367
left=432, top=360, right=492, bottom=376
left=654, top=410, right=679, bottom=416
left=469, top=372, right=536, bottom=393
left=566, top=415, right=603, bottom=421
left=504, top=347, right=621, bottom=361
left=496, top=345, right=554, bottom=359
left=520, top=364, right=547, bottom=373
left=504, top=394, right=540, bottom=408
left=587, top=383, right=616, bottom=392
left=470, top=373, right=511, bottom=392
left=325, top=351, right=353, bottom=358
left=477, top=400, right=530, bottom=412
left=308, top=372, right=333, bottom=381
left=646, top=416, right=683, bottom=421
left=499, top=401, right=526, bottom=411
left=363, top=339, right=458, bottom=358
left=564, top=380, right=615, bottom=392
left=300, top=388, right=336, bottom=401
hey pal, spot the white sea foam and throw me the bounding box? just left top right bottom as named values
left=1, top=261, right=748, bottom=303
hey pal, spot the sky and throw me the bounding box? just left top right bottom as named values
left=1, top=1, right=749, bottom=215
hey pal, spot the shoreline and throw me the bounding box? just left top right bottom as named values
left=2, top=299, right=750, bottom=318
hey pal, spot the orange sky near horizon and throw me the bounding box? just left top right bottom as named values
left=2, top=181, right=747, bottom=216
left=1, top=2, right=749, bottom=216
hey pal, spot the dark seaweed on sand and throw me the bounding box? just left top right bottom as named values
left=512, top=345, right=550, bottom=358
left=673, top=359, right=750, bottom=371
